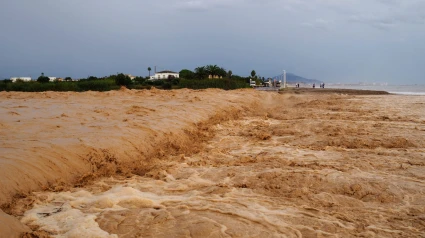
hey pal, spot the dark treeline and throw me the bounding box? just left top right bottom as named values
left=0, top=79, right=120, bottom=92
left=179, top=78, right=249, bottom=90
left=1, top=66, right=255, bottom=92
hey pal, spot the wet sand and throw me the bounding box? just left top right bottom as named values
left=1, top=89, right=424, bottom=237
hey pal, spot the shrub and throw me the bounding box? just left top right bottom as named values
left=114, top=73, right=132, bottom=86
left=162, top=82, right=172, bottom=90
left=178, top=78, right=249, bottom=90
left=171, top=78, right=180, bottom=85
left=133, top=76, right=145, bottom=85
left=0, top=79, right=119, bottom=92
left=37, top=76, right=50, bottom=83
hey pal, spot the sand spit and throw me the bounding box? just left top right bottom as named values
left=1, top=89, right=425, bottom=237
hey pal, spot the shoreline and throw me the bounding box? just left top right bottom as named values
left=279, top=88, right=390, bottom=95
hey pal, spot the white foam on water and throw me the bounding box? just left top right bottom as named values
left=22, top=206, right=117, bottom=238
left=20, top=171, right=305, bottom=237
left=21, top=186, right=167, bottom=237
left=388, top=91, right=425, bottom=95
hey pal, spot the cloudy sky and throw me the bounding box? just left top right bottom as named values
left=1, top=0, right=424, bottom=84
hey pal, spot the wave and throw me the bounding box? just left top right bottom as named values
left=389, top=91, right=425, bottom=95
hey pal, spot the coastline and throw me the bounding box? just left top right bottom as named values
left=279, top=88, right=390, bottom=95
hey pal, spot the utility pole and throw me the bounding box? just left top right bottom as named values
left=281, top=70, right=287, bottom=89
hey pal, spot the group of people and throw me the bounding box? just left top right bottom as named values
left=312, top=83, right=325, bottom=89
left=295, top=83, right=325, bottom=88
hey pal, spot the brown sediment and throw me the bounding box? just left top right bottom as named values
left=1, top=89, right=425, bottom=237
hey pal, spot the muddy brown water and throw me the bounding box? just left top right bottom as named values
left=1, top=90, right=424, bottom=237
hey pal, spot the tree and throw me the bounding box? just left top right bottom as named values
left=179, top=69, right=195, bottom=79
left=205, top=65, right=220, bottom=77
left=227, top=70, right=233, bottom=79
left=87, top=76, right=98, bottom=81
left=114, top=73, right=132, bottom=86
left=37, top=73, right=50, bottom=83
left=251, top=70, right=256, bottom=78
left=65, top=77, right=72, bottom=81
left=134, top=76, right=145, bottom=85
left=217, top=67, right=227, bottom=77
left=194, top=66, right=207, bottom=79
left=148, top=67, right=152, bottom=77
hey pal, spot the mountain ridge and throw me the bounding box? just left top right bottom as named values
left=286, top=73, right=323, bottom=84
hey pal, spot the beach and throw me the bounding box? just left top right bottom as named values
left=0, top=89, right=424, bottom=237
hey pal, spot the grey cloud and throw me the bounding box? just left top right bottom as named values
left=349, top=12, right=425, bottom=30
left=0, top=0, right=424, bottom=84
left=176, top=0, right=244, bottom=11
left=349, top=15, right=398, bottom=30
left=347, top=0, right=425, bottom=29
left=301, top=18, right=333, bottom=31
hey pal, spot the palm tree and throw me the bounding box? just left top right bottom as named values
left=195, top=66, right=207, bottom=79
left=205, top=65, right=220, bottom=77
left=251, top=70, right=256, bottom=78
left=148, top=67, right=152, bottom=77
left=227, top=70, right=233, bottom=79
left=217, top=67, right=227, bottom=78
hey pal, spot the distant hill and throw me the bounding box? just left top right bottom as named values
left=287, top=73, right=323, bottom=84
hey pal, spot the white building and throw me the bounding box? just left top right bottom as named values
left=48, top=77, right=57, bottom=82
left=125, top=74, right=136, bottom=80
left=10, top=77, right=32, bottom=82
left=150, top=70, right=179, bottom=80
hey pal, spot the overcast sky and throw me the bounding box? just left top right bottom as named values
left=1, top=0, right=424, bottom=84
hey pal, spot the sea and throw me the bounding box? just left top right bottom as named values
left=326, top=84, right=425, bottom=95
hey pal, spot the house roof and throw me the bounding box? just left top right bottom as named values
left=156, top=70, right=178, bottom=74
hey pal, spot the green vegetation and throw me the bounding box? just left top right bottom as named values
left=179, top=78, right=249, bottom=90
left=176, top=64, right=251, bottom=90
left=112, top=73, right=132, bottom=86
left=251, top=70, right=256, bottom=78
left=0, top=78, right=119, bottom=92
left=179, top=69, right=195, bottom=80
left=1, top=65, right=255, bottom=92
left=37, top=72, right=50, bottom=83
left=193, top=65, right=227, bottom=79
